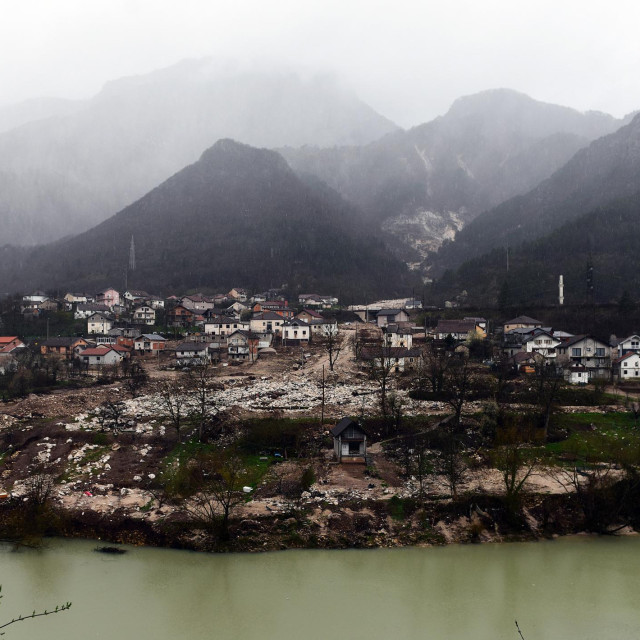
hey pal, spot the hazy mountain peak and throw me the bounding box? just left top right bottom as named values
left=0, top=61, right=398, bottom=246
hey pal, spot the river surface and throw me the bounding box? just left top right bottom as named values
left=1, top=536, right=639, bottom=640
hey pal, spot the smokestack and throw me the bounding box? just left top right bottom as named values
left=559, top=275, right=564, bottom=306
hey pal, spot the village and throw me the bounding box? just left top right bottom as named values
left=1, top=284, right=640, bottom=552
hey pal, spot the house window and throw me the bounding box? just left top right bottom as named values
left=595, top=348, right=605, bottom=357
left=571, top=348, right=581, bottom=357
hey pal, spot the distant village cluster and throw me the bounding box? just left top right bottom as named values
left=0, top=287, right=341, bottom=372
left=1, top=285, right=639, bottom=386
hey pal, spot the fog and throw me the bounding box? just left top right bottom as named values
left=2, top=0, right=640, bottom=127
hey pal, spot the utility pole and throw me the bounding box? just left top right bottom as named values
left=321, top=364, right=325, bottom=425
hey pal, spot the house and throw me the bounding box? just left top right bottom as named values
left=252, top=300, right=294, bottom=318
left=204, top=316, right=249, bottom=336
left=63, top=292, right=90, bottom=309
left=227, top=301, right=248, bottom=314
left=0, top=337, right=25, bottom=371
left=87, top=313, right=113, bottom=334
left=464, top=316, right=487, bottom=330
left=175, top=341, right=209, bottom=362
left=282, top=319, right=310, bottom=345
left=22, top=292, right=49, bottom=305
left=616, top=335, right=640, bottom=357
left=147, top=295, right=165, bottom=310
left=613, top=352, right=640, bottom=381
left=40, top=337, right=89, bottom=359
left=296, top=308, right=323, bottom=324
left=74, top=303, right=111, bottom=320
left=557, top=335, right=611, bottom=379
left=227, top=330, right=260, bottom=362
left=503, top=315, right=543, bottom=334
left=383, top=324, right=413, bottom=349
left=566, top=363, right=590, bottom=385
left=134, top=334, right=166, bottom=354
left=96, top=287, right=120, bottom=309
left=249, top=311, right=286, bottom=335
left=78, top=346, right=124, bottom=368
left=0, top=336, right=25, bottom=354
left=331, top=418, right=367, bottom=463
left=228, top=288, right=248, bottom=302
left=132, top=305, right=156, bottom=326
left=306, top=317, right=339, bottom=338
left=376, top=309, right=409, bottom=328
left=434, top=319, right=485, bottom=341
left=123, top=290, right=150, bottom=305
left=181, top=294, right=215, bottom=312
left=509, top=351, right=542, bottom=374
left=167, top=305, right=194, bottom=327
left=360, top=346, right=422, bottom=373
left=298, top=294, right=338, bottom=309
left=521, top=329, right=561, bottom=360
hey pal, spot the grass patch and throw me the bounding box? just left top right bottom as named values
left=546, top=412, right=640, bottom=463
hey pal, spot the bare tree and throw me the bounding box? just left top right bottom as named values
left=122, top=361, right=149, bottom=399
left=185, top=452, right=247, bottom=540
left=436, top=431, right=467, bottom=497
left=186, top=361, right=219, bottom=442
left=321, top=325, right=344, bottom=372
left=96, top=400, right=128, bottom=434
left=363, top=345, right=395, bottom=416
left=443, top=356, right=472, bottom=428
left=417, top=339, right=451, bottom=394
left=532, top=358, right=563, bottom=440
left=158, top=381, right=188, bottom=442
left=490, top=426, right=537, bottom=515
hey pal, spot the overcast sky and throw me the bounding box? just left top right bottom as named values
left=2, top=0, right=639, bottom=127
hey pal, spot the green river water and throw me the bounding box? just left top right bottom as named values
left=1, top=536, right=639, bottom=639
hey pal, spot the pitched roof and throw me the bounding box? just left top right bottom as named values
left=80, top=347, right=114, bottom=357
left=560, top=334, right=610, bottom=348
left=377, top=308, right=406, bottom=316
left=504, top=315, right=542, bottom=325
left=175, top=342, right=207, bottom=352
left=435, top=320, right=480, bottom=334
left=330, top=417, right=364, bottom=437
left=42, top=337, right=82, bottom=347
left=135, top=333, right=166, bottom=341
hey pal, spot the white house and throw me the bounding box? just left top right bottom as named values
left=522, top=329, right=561, bottom=359
left=204, top=316, right=249, bottom=337
left=78, top=347, right=124, bottom=367
left=249, top=312, right=286, bottom=335
left=87, top=313, right=113, bottom=334
left=132, top=305, right=156, bottom=326
left=557, top=335, right=611, bottom=379
left=282, top=319, right=310, bottom=344
left=566, top=363, right=590, bottom=385
left=617, top=335, right=640, bottom=357
left=175, top=341, right=209, bottom=362
left=383, top=324, right=413, bottom=349
left=614, top=352, right=640, bottom=380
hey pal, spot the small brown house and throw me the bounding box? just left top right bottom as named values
left=331, top=418, right=367, bottom=463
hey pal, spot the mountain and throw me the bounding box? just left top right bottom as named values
left=280, top=89, right=627, bottom=264
left=432, top=195, right=640, bottom=306
left=0, top=59, right=399, bottom=246
left=0, top=97, right=84, bottom=134
left=0, top=140, right=414, bottom=301
left=432, top=112, right=640, bottom=275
